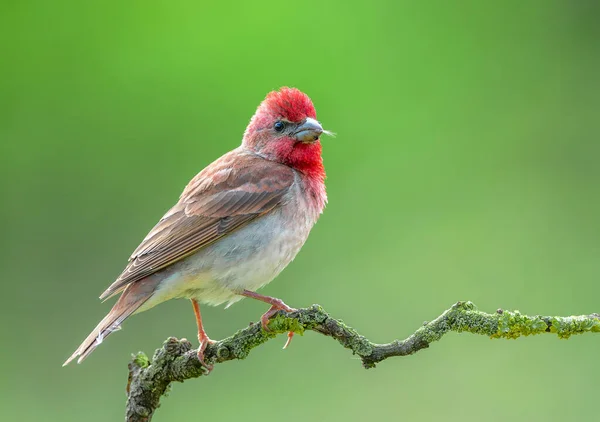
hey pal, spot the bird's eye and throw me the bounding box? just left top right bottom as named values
left=274, top=121, right=285, bottom=132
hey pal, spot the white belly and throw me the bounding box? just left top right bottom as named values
left=137, top=181, right=321, bottom=311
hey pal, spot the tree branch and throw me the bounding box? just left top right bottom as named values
left=125, top=301, right=600, bottom=421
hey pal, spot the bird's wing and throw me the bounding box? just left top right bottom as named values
left=100, top=151, right=295, bottom=300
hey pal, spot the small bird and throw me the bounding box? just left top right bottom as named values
left=64, top=87, right=329, bottom=369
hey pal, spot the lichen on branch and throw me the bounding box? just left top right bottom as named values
left=125, top=302, right=600, bottom=422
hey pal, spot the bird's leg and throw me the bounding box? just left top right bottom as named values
left=239, top=290, right=297, bottom=348
left=191, top=299, right=215, bottom=373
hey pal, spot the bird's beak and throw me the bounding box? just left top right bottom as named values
left=293, top=117, right=324, bottom=143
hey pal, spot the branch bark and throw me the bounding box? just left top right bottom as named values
left=125, top=301, right=600, bottom=421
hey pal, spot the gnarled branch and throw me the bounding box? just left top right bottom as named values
left=125, top=301, right=600, bottom=421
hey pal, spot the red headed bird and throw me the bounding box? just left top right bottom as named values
left=64, top=87, right=330, bottom=370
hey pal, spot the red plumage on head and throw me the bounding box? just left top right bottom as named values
left=245, top=87, right=318, bottom=137
left=261, top=87, right=317, bottom=122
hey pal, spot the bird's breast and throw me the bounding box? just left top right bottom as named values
left=153, top=175, right=324, bottom=306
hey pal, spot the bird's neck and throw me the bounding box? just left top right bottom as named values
left=286, top=142, right=325, bottom=181
left=302, top=170, right=327, bottom=213
left=288, top=143, right=327, bottom=213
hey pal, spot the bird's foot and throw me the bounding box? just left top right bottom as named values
left=238, top=291, right=297, bottom=348
left=197, top=335, right=216, bottom=374
left=191, top=298, right=216, bottom=373
left=259, top=301, right=297, bottom=348
left=259, top=300, right=297, bottom=331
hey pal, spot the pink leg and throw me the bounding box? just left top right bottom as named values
left=191, top=299, right=216, bottom=372
left=240, top=290, right=297, bottom=347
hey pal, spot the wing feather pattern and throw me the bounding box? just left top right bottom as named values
left=99, top=151, right=295, bottom=301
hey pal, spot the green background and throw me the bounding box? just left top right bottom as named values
left=2, top=1, right=599, bottom=421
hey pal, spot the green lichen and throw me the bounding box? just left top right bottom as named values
left=451, top=308, right=498, bottom=336
left=492, top=310, right=548, bottom=339
left=342, top=332, right=373, bottom=357
left=415, top=323, right=445, bottom=344
left=454, top=301, right=476, bottom=312
left=297, top=304, right=329, bottom=328
left=132, top=352, right=150, bottom=369
left=227, top=330, right=269, bottom=360
left=550, top=315, right=600, bottom=339
left=268, top=314, right=306, bottom=336
left=415, top=301, right=498, bottom=344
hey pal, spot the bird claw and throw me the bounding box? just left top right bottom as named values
left=257, top=301, right=296, bottom=349
left=238, top=291, right=297, bottom=349
left=283, top=331, right=294, bottom=349
left=197, top=337, right=216, bottom=374
left=259, top=301, right=297, bottom=332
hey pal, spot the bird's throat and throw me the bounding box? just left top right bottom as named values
left=287, top=142, right=324, bottom=177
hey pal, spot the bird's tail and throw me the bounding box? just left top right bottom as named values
left=63, top=277, right=160, bottom=366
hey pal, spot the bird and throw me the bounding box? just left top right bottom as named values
left=64, top=87, right=330, bottom=370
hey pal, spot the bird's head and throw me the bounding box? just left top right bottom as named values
left=243, top=87, right=330, bottom=177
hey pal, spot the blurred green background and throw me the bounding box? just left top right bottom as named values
left=1, top=1, right=600, bottom=421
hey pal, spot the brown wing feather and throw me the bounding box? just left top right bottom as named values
left=100, top=150, right=295, bottom=301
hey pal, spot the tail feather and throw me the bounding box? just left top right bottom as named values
left=63, top=278, right=159, bottom=366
